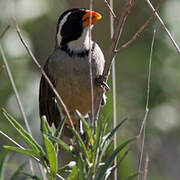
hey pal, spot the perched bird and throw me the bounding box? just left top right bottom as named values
left=39, top=8, right=106, bottom=138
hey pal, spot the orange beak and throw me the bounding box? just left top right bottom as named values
left=82, top=10, right=102, bottom=28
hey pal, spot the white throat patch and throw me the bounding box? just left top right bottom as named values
left=67, top=26, right=94, bottom=54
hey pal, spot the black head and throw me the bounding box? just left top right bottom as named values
left=56, top=8, right=102, bottom=46
left=56, top=8, right=86, bottom=46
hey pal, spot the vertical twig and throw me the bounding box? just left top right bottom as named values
left=0, top=45, right=35, bottom=175
left=143, top=154, right=149, bottom=180
left=138, top=29, right=156, bottom=179
left=89, top=0, right=95, bottom=132
left=145, top=0, right=180, bottom=53
left=12, top=18, right=75, bottom=130
left=109, top=0, right=117, bottom=179
left=94, top=0, right=135, bottom=119
left=0, top=25, right=10, bottom=39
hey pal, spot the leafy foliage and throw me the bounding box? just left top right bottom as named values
left=1, top=109, right=136, bottom=179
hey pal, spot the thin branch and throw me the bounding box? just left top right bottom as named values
left=137, top=29, right=156, bottom=180
left=89, top=0, right=95, bottom=132
left=0, top=130, right=24, bottom=149
left=146, top=0, right=180, bottom=53
left=94, top=0, right=136, bottom=119
left=109, top=0, right=117, bottom=179
left=138, top=29, right=155, bottom=138
left=116, top=0, right=162, bottom=53
left=0, top=44, right=35, bottom=175
left=0, top=25, right=10, bottom=39
left=143, top=154, right=149, bottom=180
left=104, top=0, right=117, bottom=20
left=0, top=46, right=33, bottom=137
left=12, top=18, right=75, bottom=130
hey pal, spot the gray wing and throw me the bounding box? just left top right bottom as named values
left=39, top=60, right=61, bottom=127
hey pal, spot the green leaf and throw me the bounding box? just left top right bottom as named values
left=48, top=135, right=75, bottom=157
left=98, top=119, right=127, bottom=164
left=77, top=157, right=85, bottom=180
left=10, top=162, right=27, bottom=180
left=2, top=109, right=46, bottom=159
left=123, top=172, right=139, bottom=180
left=43, top=135, right=57, bottom=176
left=97, top=137, right=136, bottom=180
left=67, top=165, right=79, bottom=180
left=54, top=117, right=65, bottom=138
left=0, top=150, right=9, bottom=180
left=104, top=118, right=127, bottom=143
left=41, top=116, right=52, bottom=135
left=3, top=146, right=38, bottom=158
left=75, top=112, right=94, bottom=146
left=58, top=161, right=76, bottom=174
left=71, top=127, right=89, bottom=160
left=92, top=117, right=103, bottom=168
left=93, top=116, right=103, bottom=154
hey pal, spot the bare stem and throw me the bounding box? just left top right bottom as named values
left=12, top=17, right=75, bottom=130
left=89, top=0, right=95, bottom=132
left=116, top=0, right=162, bottom=53
left=0, top=25, right=10, bottom=39
left=104, top=0, right=117, bottom=20
left=143, top=154, right=149, bottom=180
left=109, top=0, right=118, bottom=179
left=137, top=29, right=156, bottom=179
left=94, top=0, right=135, bottom=119
left=146, top=0, right=180, bottom=53
left=0, top=44, right=35, bottom=175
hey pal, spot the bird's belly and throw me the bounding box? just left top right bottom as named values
left=55, top=62, right=97, bottom=115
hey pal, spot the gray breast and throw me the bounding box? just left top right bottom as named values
left=47, top=43, right=105, bottom=114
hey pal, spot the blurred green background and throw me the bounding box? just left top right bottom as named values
left=0, top=0, right=180, bottom=179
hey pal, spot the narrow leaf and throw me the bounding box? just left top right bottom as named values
left=97, top=137, right=136, bottom=180
left=41, top=116, right=52, bottom=135
left=58, top=161, right=76, bottom=174
left=43, top=135, right=57, bottom=176
left=48, top=135, right=75, bottom=156
left=75, top=112, right=94, bottom=146
left=54, top=117, right=65, bottom=138
left=77, top=156, right=85, bottom=180
left=67, top=165, right=79, bottom=180
left=71, top=127, right=89, bottom=159
left=104, top=118, right=127, bottom=142
left=2, top=109, right=46, bottom=158
left=3, top=146, right=38, bottom=158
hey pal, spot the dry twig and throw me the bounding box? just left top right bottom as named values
left=88, top=0, right=95, bottom=132
left=146, top=0, right=180, bottom=53
left=94, top=0, right=136, bottom=118
left=0, top=25, right=10, bottom=39
left=12, top=18, right=75, bottom=130
left=0, top=44, right=35, bottom=175
left=143, top=154, right=149, bottom=180
left=116, top=0, right=162, bottom=53
left=137, top=29, right=156, bottom=180
left=104, top=0, right=117, bottom=20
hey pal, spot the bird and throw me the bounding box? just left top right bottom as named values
left=39, top=8, right=107, bottom=139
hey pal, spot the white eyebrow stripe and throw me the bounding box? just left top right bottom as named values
left=56, top=12, right=71, bottom=46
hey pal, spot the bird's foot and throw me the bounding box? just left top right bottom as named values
left=95, top=75, right=110, bottom=91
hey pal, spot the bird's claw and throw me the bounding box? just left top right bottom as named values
left=95, top=75, right=110, bottom=91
